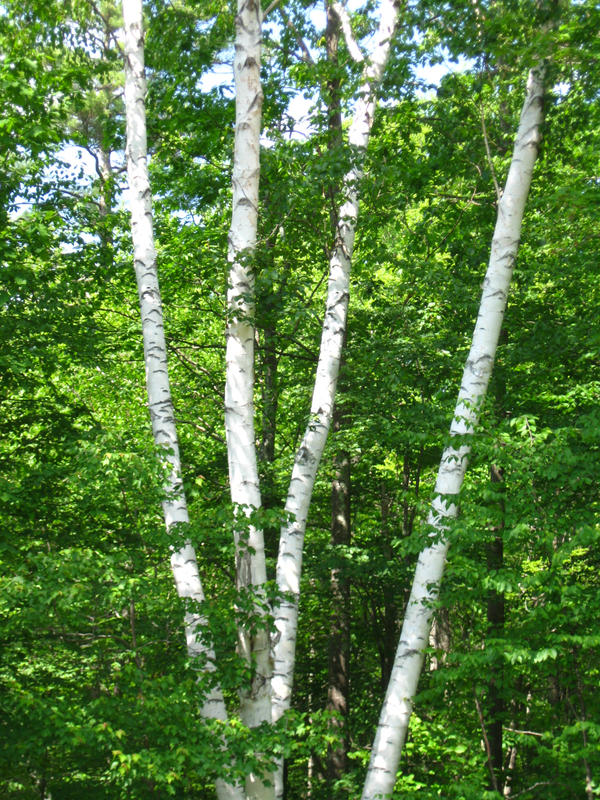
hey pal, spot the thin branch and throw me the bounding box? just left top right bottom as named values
left=283, top=267, right=330, bottom=358
left=79, top=143, right=102, bottom=179
left=504, top=727, right=543, bottom=737
left=50, top=186, right=102, bottom=208
left=263, top=0, right=281, bottom=17
left=331, top=1, right=365, bottom=63
left=98, top=306, right=139, bottom=322
left=429, top=191, right=484, bottom=203
left=480, top=104, right=502, bottom=202
left=85, top=0, right=111, bottom=28
left=174, top=416, right=226, bottom=445
left=511, top=782, right=554, bottom=799
left=426, top=183, right=480, bottom=258
left=474, top=693, right=500, bottom=795
left=275, top=336, right=318, bottom=363
left=85, top=0, right=123, bottom=54
left=169, top=342, right=224, bottom=397
left=278, top=7, right=314, bottom=64
left=167, top=335, right=226, bottom=352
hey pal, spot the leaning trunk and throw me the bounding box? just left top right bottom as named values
left=270, top=4, right=400, bottom=797
left=122, top=3, right=242, bottom=799
left=361, top=63, right=546, bottom=800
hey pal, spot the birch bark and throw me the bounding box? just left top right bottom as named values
left=122, top=3, right=243, bottom=799
left=361, top=63, right=546, bottom=800
left=271, top=0, right=401, bottom=771
left=225, top=2, right=272, bottom=798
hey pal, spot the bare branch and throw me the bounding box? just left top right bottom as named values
left=278, top=6, right=314, bottom=64
left=511, top=783, right=554, bottom=799
left=169, top=342, right=224, bottom=398
left=504, top=727, right=544, bottom=737
left=481, top=104, right=502, bottom=202
left=474, top=693, right=500, bottom=795
left=174, top=415, right=226, bottom=445
left=263, top=0, right=281, bottom=17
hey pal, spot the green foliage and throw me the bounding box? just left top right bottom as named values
left=1, top=0, right=599, bottom=798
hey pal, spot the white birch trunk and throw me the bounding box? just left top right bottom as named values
left=271, top=4, right=401, bottom=796
left=122, top=4, right=244, bottom=799
left=361, top=64, right=546, bottom=800
left=225, top=2, right=272, bottom=798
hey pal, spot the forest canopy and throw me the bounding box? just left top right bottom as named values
left=1, top=1, right=599, bottom=799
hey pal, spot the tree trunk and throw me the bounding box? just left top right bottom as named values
left=327, top=406, right=351, bottom=789
left=323, top=6, right=351, bottom=787
left=486, top=464, right=505, bottom=789
left=224, top=1, right=273, bottom=797
left=379, top=485, right=398, bottom=690
left=270, top=6, right=401, bottom=797
left=122, top=3, right=243, bottom=799
left=272, top=0, right=400, bottom=716
left=361, top=63, right=546, bottom=800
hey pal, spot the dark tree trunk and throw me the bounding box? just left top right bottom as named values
left=258, top=320, right=279, bottom=561
left=326, top=408, right=351, bottom=788
left=378, top=485, right=397, bottom=690
left=486, top=326, right=508, bottom=790
left=325, top=5, right=350, bottom=789
left=486, top=465, right=505, bottom=788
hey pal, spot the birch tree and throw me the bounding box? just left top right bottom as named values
left=5, top=0, right=600, bottom=795
left=127, top=0, right=402, bottom=795
left=261, top=3, right=401, bottom=795
left=271, top=0, right=401, bottom=726
left=122, top=2, right=243, bottom=798
left=224, top=0, right=400, bottom=794
left=224, top=1, right=274, bottom=798
left=361, top=62, right=546, bottom=800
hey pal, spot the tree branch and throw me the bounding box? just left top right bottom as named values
left=474, top=692, right=500, bottom=794
left=331, top=2, right=365, bottom=63
left=511, top=782, right=554, bottom=799
left=480, top=103, right=502, bottom=202
left=278, top=7, right=314, bottom=64
left=504, top=728, right=543, bottom=737
left=263, top=0, right=281, bottom=17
